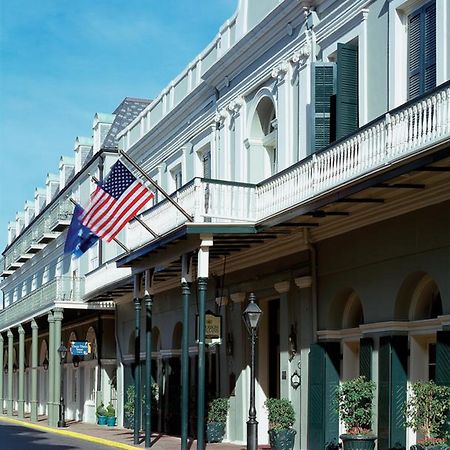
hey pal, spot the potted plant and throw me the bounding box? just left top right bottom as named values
left=336, top=376, right=376, bottom=450
left=206, top=397, right=230, bottom=443
left=405, top=380, right=450, bottom=450
left=264, top=398, right=296, bottom=450
left=96, top=402, right=107, bottom=425
left=105, top=402, right=116, bottom=427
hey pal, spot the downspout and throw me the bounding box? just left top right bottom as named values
left=98, top=154, right=105, bottom=266
left=304, top=229, right=318, bottom=343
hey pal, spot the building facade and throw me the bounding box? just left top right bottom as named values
left=2, top=0, right=450, bottom=449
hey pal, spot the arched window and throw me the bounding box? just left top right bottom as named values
left=327, top=288, right=364, bottom=330
left=85, top=327, right=97, bottom=361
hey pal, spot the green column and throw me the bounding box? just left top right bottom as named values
left=0, top=333, right=4, bottom=414
left=7, top=329, right=13, bottom=416
left=181, top=281, right=191, bottom=450
left=17, top=325, right=25, bottom=418
left=144, top=291, right=153, bottom=448
left=31, top=320, right=38, bottom=422
left=197, top=277, right=207, bottom=450
left=48, top=312, right=55, bottom=426
left=134, top=295, right=142, bottom=445
left=53, top=308, right=63, bottom=427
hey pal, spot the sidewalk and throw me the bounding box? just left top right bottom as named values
left=0, top=414, right=247, bottom=449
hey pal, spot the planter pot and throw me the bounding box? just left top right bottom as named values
left=340, top=434, right=377, bottom=450
left=411, top=445, right=450, bottom=450
left=206, top=422, right=226, bottom=443
left=268, top=428, right=296, bottom=450
left=106, top=416, right=116, bottom=427
left=97, top=415, right=107, bottom=425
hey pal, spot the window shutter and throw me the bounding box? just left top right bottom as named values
left=308, top=342, right=340, bottom=450
left=408, top=10, right=422, bottom=99
left=312, top=63, right=336, bottom=153
left=336, top=43, right=359, bottom=140
left=423, top=2, right=436, bottom=92
left=436, top=331, right=450, bottom=438
left=359, top=337, right=373, bottom=380
left=378, top=338, right=390, bottom=450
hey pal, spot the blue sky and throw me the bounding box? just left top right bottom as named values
left=0, top=0, right=236, bottom=253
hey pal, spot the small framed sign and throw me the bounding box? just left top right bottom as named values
left=196, top=310, right=222, bottom=346
left=70, top=341, right=90, bottom=356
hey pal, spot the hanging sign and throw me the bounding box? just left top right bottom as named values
left=70, top=341, right=90, bottom=356
left=196, top=310, right=222, bottom=345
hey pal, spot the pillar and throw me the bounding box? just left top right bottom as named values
left=17, top=325, right=25, bottom=418
left=7, top=329, right=13, bottom=416
left=47, top=312, right=55, bottom=426
left=181, top=255, right=192, bottom=450
left=31, top=319, right=38, bottom=422
left=197, top=236, right=212, bottom=450
left=0, top=333, right=4, bottom=414
left=53, top=308, right=63, bottom=427
left=144, top=270, right=153, bottom=448
left=133, top=273, right=142, bottom=445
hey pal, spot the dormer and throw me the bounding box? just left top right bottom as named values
left=74, top=136, right=93, bottom=172
left=34, top=188, right=46, bottom=215
left=24, top=200, right=35, bottom=227
left=93, top=113, right=115, bottom=154
left=59, top=156, right=75, bottom=189
left=46, top=173, right=60, bottom=205
left=7, top=221, right=16, bottom=246
left=15, top=211, right=25, bottom=235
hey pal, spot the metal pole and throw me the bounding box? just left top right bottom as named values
left=197, top=277, right=207, bottom=450
left=144, top=290, right=153, bottom=448
left=58, top=357, right=66, bottom=427
left=181, top=281, right=191, bottom=450
left=134, top=291, right=142, bottom=445
left=247, top=328, right=258, bottom=450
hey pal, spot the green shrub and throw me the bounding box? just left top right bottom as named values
left=207, top=398, right=230, bottom=424
left=336, top=376, right=375, bottom=434
left=106, top=402, right=116, bottom=418
left=264, top=398, right=295, bottom=430
left=96, top=402, right=106, bottom=417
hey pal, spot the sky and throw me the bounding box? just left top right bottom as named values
left=0, top=0, right=237, bottom=254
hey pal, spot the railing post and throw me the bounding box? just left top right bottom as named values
left=384, top=112, right=391, bottom=159
left=193, top=178, right=203, bottom=222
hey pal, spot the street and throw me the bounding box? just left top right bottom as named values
left=0, top=422, right=115, bottom=450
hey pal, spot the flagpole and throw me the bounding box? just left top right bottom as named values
left=90, top=175, right=160, bottom=239
left=68, top=198, right=130, bottom=253
left=119, top=149, right=194, bottom=222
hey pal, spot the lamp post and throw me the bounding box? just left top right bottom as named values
left=242, top=293, right=262, bottom=450
left=57, top=343, right=67, bottom=428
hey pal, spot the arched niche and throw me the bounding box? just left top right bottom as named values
left=85, top=326, right=97, bottom=361
left=67, top=331, right=77, bottom=363
left=395, top=272, right=442, bottom=321
left=39, top=340, right=48, bottom=366
left=246, top=92, right=277, bottom=182
left=327, top=288, right=364, bottom=330
left=172, top=322, right=182, bottom=350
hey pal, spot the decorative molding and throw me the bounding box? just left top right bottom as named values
left=214, top=109, right=227, bottom=125
left=215, top=296, right=229, bottom=307
left=291, top=42, right=312, bottom=67
left=230, top=292, right=246, bottom=303
left=271, top=61, right=289, bottom=81
left=274, top=281, right=290, bottom=294
left=295, top=276, right=312, bottom=289
left=227, top=97, right=244, bottom=116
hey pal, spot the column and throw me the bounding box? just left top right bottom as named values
left=144, top=270, right=153, bottom=448
left=294, top=276, right=313, bottom=450
left=53, top=308, right=63, bottom=427
left=0, top=333, right=4, bottom=414
left=17, top=325, right=25, bottom=418
left=30, top=319, right=38, bottom=422
left=181, top=255, right=192, bottom=450
left=7, top=329, right=13, bottom=416
left=133, top=273, right=142, bottom=445
left=197, top=236, right=212, bottom=450
left=47, top=312, right=55, bottom=426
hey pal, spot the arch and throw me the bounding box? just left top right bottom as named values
left=39, top=340, right=48, bottom=366
left=152, top=327, right=160, bottom=352
left=85, top=326, right=97, bottom=361
left=327, top=288, right=364, bottom=330
left=395, top=272, right=443, bottom=321
left=172, top=322, right=182, bottom=350
left=67, top=331, right=77, bottom=363
left=246, top=91, right=278, bottom=182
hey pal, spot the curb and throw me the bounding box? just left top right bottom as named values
left=0, top=416, right=139, bottom=449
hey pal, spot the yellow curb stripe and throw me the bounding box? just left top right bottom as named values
left=0, top=415, right=138, bottom=449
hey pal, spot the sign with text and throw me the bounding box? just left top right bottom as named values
left=196, top=310, right=222, bottom=345
left=70, top=341, right=90, bottom=356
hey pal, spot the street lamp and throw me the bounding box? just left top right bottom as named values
left=42, top=357, right=49, bottom=371
left=57, top=343, right=67, bottom=428
left=242, top=293, right=262, bottom=450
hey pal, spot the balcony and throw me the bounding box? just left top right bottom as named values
left=0, top=276, right=84, bottom=331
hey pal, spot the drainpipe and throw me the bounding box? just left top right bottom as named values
left=304, top=229, right=318, bottom=343
left=98, top=154, right=105, bottom=266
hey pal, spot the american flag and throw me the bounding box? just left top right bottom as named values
left=81, top=160, right=154, bottom=242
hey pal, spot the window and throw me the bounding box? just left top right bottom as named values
left=202, top=151, right=211, bottom=179
left=171, top=166, right=182, bottom=190
left=408, top=1, right=436, bottom=99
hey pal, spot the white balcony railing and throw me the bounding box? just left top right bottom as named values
left=0, top=276, right=84, bottom=330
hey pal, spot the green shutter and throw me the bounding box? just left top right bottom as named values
left=408, top=9, right=422, bottom=99
left=336, top=43, right=358, bottom=140
left=436, top=331, right=450, bottom=438
left=423, top=2, right=436, bottom=92
left=308, top=343, right=340, bottom=450
left=377, top=336, right=407, bottom=450
left=359, top=337, right=373, bottom=380
left=312, top=63, right=336, bottom=153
